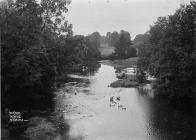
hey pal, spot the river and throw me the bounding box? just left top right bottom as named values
left=53, top=63, right=194, bottom=140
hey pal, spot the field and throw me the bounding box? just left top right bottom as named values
left=98, top=43, right=115, bottom=57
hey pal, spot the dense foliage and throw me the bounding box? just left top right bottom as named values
left=106, top=30, right=137, bottom=59
left=87, top=32, right=101, bottom=49
left=0, top=0, right=101, bottom=110
left=137, top=2, right=196, bottom=98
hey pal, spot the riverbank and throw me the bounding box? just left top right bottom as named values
left=101, top=57, right=150, bottom=88
left=100, top=57, right=139, bottom=69
left=110, top=79, right=139, bottom=88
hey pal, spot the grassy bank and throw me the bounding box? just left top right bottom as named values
left=101, top=57, right=139, bottom=69
left=101, top=57, right=148, bottom=88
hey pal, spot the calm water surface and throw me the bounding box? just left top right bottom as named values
left=55, top=64, right=194, bottom=140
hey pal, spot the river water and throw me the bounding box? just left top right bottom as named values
left=53, top=63, right=195, bottom=140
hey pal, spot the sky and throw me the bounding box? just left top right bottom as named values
left=66, top=0, right=191, bottom=38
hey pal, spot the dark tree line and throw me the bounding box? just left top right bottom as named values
left=106, top=30, right=137, bottom=59
left=137, top=1, right=196, bottom=98
left=0, top=0, right=101, bottom=110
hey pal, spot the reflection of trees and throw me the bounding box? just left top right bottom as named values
left=149, top=97, right=194, bottom=140
left=84, top=62, right=101, bottom=76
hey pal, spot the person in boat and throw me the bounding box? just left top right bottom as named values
left=74, top=89, right=77, bottom=95
left=110, top=96, right=114, bottom=102
left=116, top=96, right=120, bottom=101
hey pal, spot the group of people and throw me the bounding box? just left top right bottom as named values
left=63, top=87, right=78, bottom=95
left=109, top=96, right=126, bottom=110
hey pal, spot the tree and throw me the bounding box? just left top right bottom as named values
left=0, top=0, right=72, bottom=109
left=114, top=30, right=134, bottom=58
left=106, top=32, right=111, bottom=43
left=110, top=31, right=119, bottom=46
left=87, top=32, right=101, bottom=48
left=146, top=2, right=196, bottom=98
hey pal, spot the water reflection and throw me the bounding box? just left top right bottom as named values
left=61, top=64, right=150, bottom=140
left=11, top=63, right=194, bottom=140
left=59, top=64, right=195, bottom=140
left=137, top=85, right=195, bottom=140
left=149, top=97, right=194, bottom=140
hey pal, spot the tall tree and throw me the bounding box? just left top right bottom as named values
left=115, top=30, right=134, bottom=58
left=147, top=2, right=196, bottom=97
left=110, top=31, right=119, bottom=46
left=0, top=0, right=72, bottom=109
left=87, top=32, right=101, bottom=48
